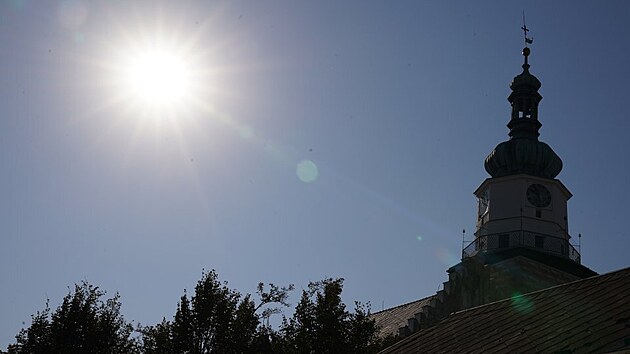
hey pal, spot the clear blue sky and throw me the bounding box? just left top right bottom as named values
left=1, top=0, right=629, bottom=347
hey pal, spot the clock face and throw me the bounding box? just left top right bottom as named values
left=526, top=183, right=551, bottom=208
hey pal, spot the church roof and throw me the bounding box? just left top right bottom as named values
left=371, top=295, right=436, bottom=338
left=379, top=266, right=630, bottom=353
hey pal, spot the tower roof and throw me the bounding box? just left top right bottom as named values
left=510, top=47, right=541, bottom=91
left=484, top=47, right=563, bottom=179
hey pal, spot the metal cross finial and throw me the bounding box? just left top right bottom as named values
left=522, top=11, right=533, bottom=46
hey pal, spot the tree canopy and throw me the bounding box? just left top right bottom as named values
left=6, top=282, right=137, bottom=354
left=6, top=271, right=387, bottom=353
left=276, top=278, right=381, bottom=353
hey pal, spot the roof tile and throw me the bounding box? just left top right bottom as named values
left=380, top=267, right=630, bottom=353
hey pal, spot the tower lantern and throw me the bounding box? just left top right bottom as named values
left=507, top=47, right=543, bottom=138
left=484, top=46, right=562, bottom=180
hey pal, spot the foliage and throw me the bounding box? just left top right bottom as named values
left=139, top=269, right=294, bottom=354
left=7, top=271, right=386, bottom=353
left=277, top=278, right=382, bottom=354
left=6, top=281, right=137, bottom=354
left=138, top=318, right=172, bottom=354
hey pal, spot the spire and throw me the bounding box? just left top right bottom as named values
left=507, top=15, right=542, bottom=139
left=507, top=46, right=542, bottom=139
left=484, top=31, right=563, bottom=180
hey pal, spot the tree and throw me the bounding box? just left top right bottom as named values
left=7, top=281, right=137, bottom=354
left=138, top=318, right=173, bottom=354
left=7, top=271, right=383, bottom=353
left=139, top=269, right=294, bottom=354
left=278, top=278, right=381, bottom=354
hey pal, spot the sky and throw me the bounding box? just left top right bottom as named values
left=1, top=0, right=630, bottom=347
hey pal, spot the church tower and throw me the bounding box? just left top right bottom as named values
left=370, top=36, right=615, bottom=341
left=472, top=46, right=573, bottom=262
left=374, top=37, right=630, bottom=345
left=444, top=45, right=597, bottom=312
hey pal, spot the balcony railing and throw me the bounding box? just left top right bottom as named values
left=462, top=230, right=581, bottom=264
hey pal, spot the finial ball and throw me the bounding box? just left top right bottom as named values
left=522, top=47, right=530, bottom=57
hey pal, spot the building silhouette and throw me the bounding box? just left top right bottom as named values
left=373, top=46, right=630, bottom=353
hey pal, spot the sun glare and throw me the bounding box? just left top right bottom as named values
left=125, top=50, right=192, bottom=107
left=97, top=14, right=228, bottom=125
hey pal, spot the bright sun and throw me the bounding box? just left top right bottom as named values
left=127, top=51, right=191, bottom=105
left=98, top=17, right=225, bottom=124
left=124, top=49, right=192, bottom=108
left=101, top=32, right=206, bottom=119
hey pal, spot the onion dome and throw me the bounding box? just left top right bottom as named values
left=485, top=139, right=562, bottom=179
left=484, top=47, right=563, bottom=179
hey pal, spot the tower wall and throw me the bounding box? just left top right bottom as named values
left=476, top=175, right=571, bottom=241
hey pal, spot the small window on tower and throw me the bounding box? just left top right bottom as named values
left=499, top=234, right=509, bottom=248
left=536, top=209, right=541, bottom=218
left=535, top=236, right=544, bottom=249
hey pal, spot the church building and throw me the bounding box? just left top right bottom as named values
left=373, top=43, right=630, bottom=353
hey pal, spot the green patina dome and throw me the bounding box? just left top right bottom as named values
left=485, top=139, right=562, bottom=179
left=484, top=47, right=563, bottom=179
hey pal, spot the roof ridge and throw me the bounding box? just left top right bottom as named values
left=371, top=294, right=436, bottom=315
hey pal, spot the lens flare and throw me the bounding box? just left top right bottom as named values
left=296, top=160, right=319, bottom=183
left=511, top=292, right=535, bottom=314
left=435, top=248, right=458, bottom=266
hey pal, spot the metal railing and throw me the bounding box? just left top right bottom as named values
left=462, top=230, right=581, bottom=264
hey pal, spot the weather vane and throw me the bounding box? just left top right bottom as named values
left=521, top=11, right=534, bottom=46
